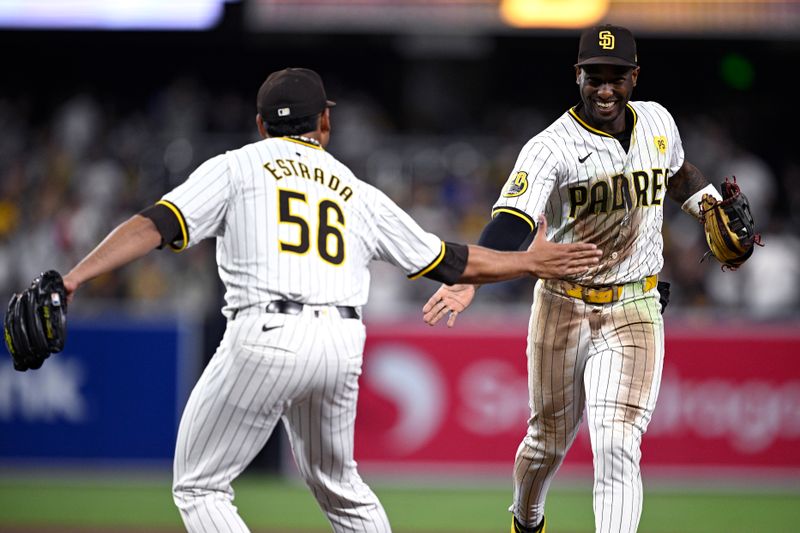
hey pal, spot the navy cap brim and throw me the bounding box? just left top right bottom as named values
left=575, top=56, right=638, bottom=68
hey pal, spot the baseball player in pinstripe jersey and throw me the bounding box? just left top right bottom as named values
left=60, top=68, right=601, bottom=532
left=424, top=25, right=738, bottom=533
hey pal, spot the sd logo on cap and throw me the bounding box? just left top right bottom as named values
left=575, top=24, right=638, bottom=68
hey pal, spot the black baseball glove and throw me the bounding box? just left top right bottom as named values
left=699, top=177, right=762, bottom=270
left=4, top=270, right=68, bottom=371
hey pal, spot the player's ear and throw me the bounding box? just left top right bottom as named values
left=631, top=66, right=640, bottom=86
left=256, top=114, right=268, bottom=139
left=575, top=67, right=582, bottom=85
left=320, top=109, right=331, bottom=135
left=319, top=109, right=331, bottom=147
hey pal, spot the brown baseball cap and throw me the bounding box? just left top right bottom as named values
left=257, top=67, right=336, bottom=122
left=575, top=24, right=638, bottom=68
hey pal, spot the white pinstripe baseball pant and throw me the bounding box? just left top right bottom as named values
left=511, top=278, right=664, bottom=533
left=173, top=306, right=391, bottom=533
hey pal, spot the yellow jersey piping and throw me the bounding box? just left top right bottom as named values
left=491, top=207, right=535, bottom=231
left=408, top=241, right=446, bottom=280
left=628, top=104, right=638, bottom=147
left=156, top=199, right=188, bottom=252
left=282, top=137, right=324, bottom=150
left=568, top=104, right=638, bottom=139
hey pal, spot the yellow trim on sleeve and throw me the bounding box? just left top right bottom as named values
left=156, top=199, right=188, bottom=252
left=491, top=208, right=535, bottom=231
left=408, top=241, right=446, bottom=280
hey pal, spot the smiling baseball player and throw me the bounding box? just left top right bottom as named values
left=58, top=67, right=601, bottom=532
left=423, top=25, right=758, bottom=533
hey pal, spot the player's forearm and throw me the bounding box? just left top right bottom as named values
left=667, top=160, right=725, bottom=220
left=666, top=160, right=710, bottom=204
left=457, top=245, right=528, bottom=284
left=65, top=215, right=162, bottom=289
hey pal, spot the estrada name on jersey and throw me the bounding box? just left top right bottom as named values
left=493, top=101, right=684, bottom=286
left=263, top=155, right=354, bottom=202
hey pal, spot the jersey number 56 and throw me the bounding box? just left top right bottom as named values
left=278, top=189, right=345, bottom=266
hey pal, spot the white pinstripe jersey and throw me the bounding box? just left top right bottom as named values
left=161, top=136, right=444, bottom=317
left=493, top=101, right=684, bottom=286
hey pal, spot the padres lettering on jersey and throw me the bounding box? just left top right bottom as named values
left=161, top=136, right=443, bottom=316
left=566, top=168, right=666, bottom=218
left=492, top=101, right=684, bottom=285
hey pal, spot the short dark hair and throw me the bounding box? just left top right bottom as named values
left=264, top=113, right=320, bottom=138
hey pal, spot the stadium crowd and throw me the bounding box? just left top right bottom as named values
left=1, top=77, right=798, bottom=322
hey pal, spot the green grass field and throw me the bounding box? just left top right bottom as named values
left=0, top=474, right=798, bottom=532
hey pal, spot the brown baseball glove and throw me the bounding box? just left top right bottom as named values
left=699, top=177, right=762, bottom=270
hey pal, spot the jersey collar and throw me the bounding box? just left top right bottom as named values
left=282, top=135, right=324, bottom=150
left=568, top=103, right=637, bottom=139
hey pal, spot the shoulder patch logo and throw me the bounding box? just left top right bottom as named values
left=503, top=171, right=528, bottom=197
left=654, top=136, right=667, bottom=154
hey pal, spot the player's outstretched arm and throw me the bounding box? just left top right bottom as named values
left=424, top=217, right=601, bottom=327
left=458, top=216, right=601, bottom=284
left=63, top=214, right=162, bottom=301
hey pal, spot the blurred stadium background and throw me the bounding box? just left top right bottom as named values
left=1, top=1, right=799, bottom=531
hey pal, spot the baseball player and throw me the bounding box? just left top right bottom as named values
left=423, top=25, right=750, bottom=533
left=60, top=68, right=601, bottom=532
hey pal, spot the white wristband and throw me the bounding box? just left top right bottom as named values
left=681, top=184, right=723, bottom=219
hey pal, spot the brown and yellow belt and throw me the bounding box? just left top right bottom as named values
left=558, top=274, right=658, bottom=305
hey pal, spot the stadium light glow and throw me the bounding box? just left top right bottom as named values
left=500, top=0, right=610, bottom=28
left=0, top=0, right=234, bottom=30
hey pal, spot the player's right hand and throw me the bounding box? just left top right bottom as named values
left=422, top=283, right=477, bottom=327
left=527, top=215, right=602, bottom=279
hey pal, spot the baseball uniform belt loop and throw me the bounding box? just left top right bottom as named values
left=265, top=300, right=360, bottom=319
left=562, top=274, right=658, bottom=304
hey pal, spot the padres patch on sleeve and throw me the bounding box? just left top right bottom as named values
left=653, top=136, right=667, bottom=154
left=503, top=171, right=529, bottom=197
